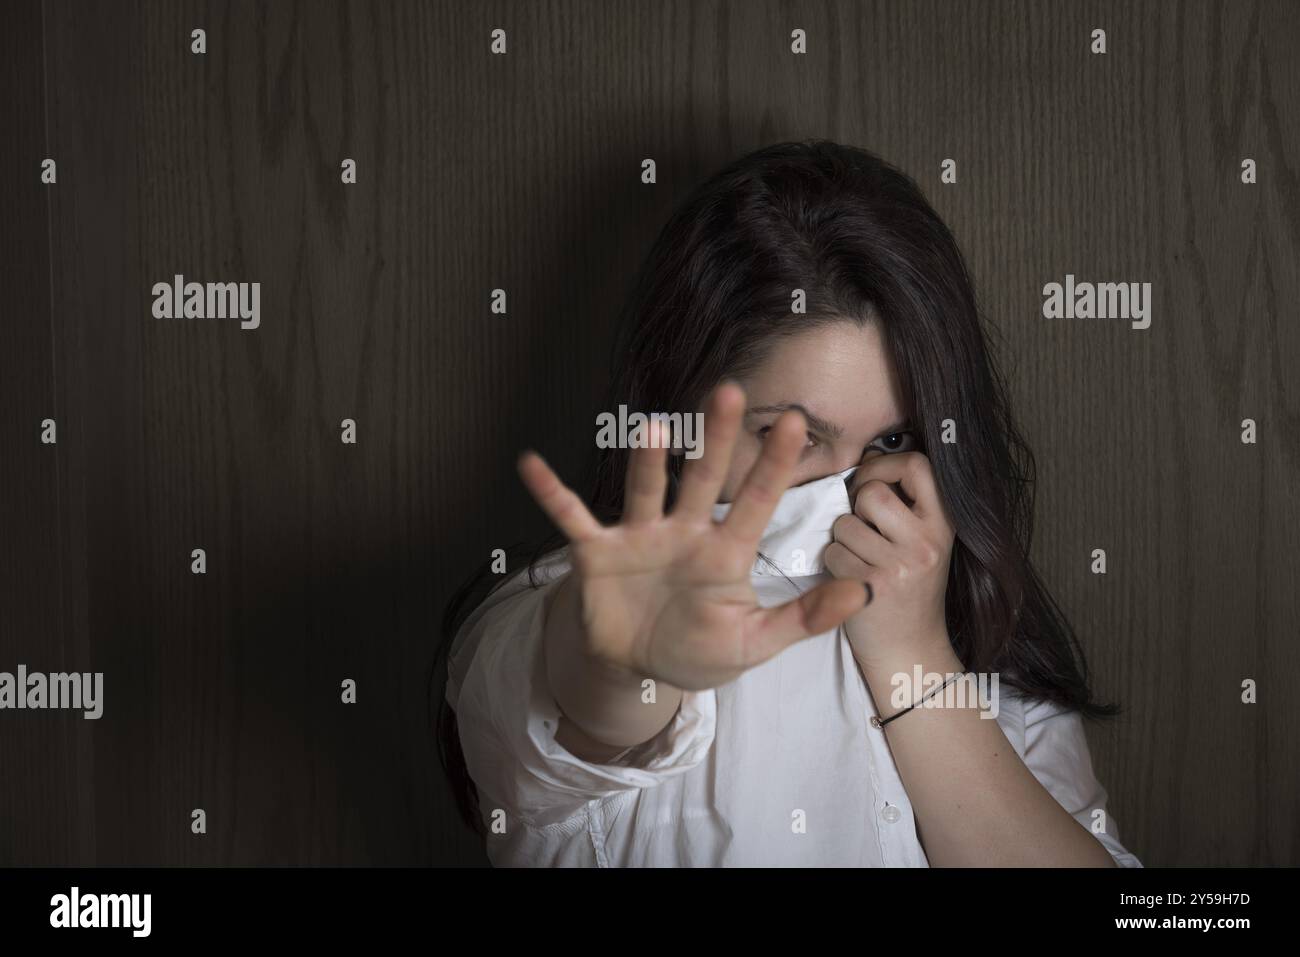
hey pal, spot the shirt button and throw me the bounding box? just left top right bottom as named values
left=881, top=803, right=902, bottom=824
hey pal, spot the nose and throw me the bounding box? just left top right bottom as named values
left=789, top=460, right=859, bottom=491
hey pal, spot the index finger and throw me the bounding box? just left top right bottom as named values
left=850, top=451, right=936, bottom=519
left=719, top=407, right=807, bottom=543
left=672, top=381, right=746, bottom=522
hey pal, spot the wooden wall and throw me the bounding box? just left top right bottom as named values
left=1, top=0, right=1296, bottom=866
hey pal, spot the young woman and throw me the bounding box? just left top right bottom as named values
left=436, top=139, right=1143, bottom=867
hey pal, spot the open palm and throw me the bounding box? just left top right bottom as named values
left=517, top=381, right=870, bottom=692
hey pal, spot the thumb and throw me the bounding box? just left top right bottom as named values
left=744, top=578, right=871, bottom=663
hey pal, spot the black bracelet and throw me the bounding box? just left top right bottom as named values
left=870, top=671, right=969, bottom=730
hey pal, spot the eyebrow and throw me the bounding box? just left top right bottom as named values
left=745, top=403, right=912, bottom=442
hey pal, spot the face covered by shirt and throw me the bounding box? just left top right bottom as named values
left=710, top=463, right=859, bottom=579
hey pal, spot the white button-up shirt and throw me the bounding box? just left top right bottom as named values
left=446, top=465, right=1143, bottom=867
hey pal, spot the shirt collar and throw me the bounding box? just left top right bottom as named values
left=710, top=464, right=858, bottom=577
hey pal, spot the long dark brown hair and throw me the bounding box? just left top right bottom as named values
left=432, top=138, right=1120, bottom=840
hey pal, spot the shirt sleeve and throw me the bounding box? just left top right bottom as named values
left=449, top=561, right=718, bottom=831
left=1020, top=695, right=1144, bottom=867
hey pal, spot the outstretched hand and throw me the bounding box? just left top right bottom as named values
left=517, top=381, right=872, bottom=692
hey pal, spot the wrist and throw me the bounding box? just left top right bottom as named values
left=853, top=627, right=963, bottom=704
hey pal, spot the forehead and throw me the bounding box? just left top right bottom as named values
left=738, top=320, right=906, bottom=431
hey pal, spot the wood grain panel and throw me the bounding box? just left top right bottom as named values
left=0, top=0, right=1295, bottom=866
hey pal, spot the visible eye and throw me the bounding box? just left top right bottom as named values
left=756, top=425, right=819, bottom=450
left=870, top=430, right=917, bottom=454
